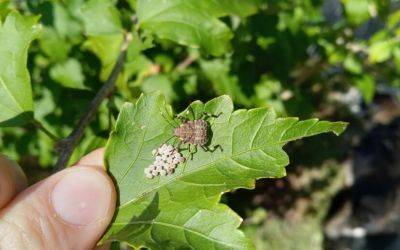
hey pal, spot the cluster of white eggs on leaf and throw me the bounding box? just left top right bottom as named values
left=144, top=144, right=185, bottom=179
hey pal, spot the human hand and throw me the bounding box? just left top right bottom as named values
left=0, top=149, right=116, bottom=249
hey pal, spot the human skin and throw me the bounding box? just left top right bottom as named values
left=0, top=148, right=116, bottom=250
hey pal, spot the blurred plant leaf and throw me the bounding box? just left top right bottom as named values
left=253, top=76, right=286, bottom=115
left=79, top=0, right=122, bottom=36
left=49, top=58, right=87, bottom=90
left=136, top=0, right=233, bottom=56
left=39, top=27, right=71, bottom=62
left=101, top=92, right=347, bottom=249
left=80, top=0, right=124, bottom=81
left=0, top=1, right=10, bottom=19
left=200, top=59, right=250, bottom=106
left=83, top=34, right=124, bottom=81
left=0, top=11, right=40, bottom=127
left=188, top=0, right=259, bottom=18
left=141, top=74, right=177, bottom=103
left=388, top=9, right=400, bottom=29
left=368, top=40, right=396, bottom=63
left=53, top=1, right=82, bottom=42
left=343, top=54, right=362, bottom=74
left=127, top=0, right=136, bottom=11
left=355, top=75, right=375, bottom=103
left=394, top=47, right=400, bottom=72
left=342, top=0, right=371, bottom=25
left=33, top=88, right=56, bottom=119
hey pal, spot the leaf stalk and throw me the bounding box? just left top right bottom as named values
left=32, top=119, right=60, bottom=141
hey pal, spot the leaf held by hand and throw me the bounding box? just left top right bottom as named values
left=102, top=92, right=347, bottom=249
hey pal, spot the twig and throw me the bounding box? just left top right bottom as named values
left=32, top=119, right=60, bottom=141
left=53, top=33, right=133, bottom=171
left=174, top=55, right=198, bottom=72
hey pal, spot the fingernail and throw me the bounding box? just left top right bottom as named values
left=51, top=168, right=112, bottom=226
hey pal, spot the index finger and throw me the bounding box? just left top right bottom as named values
left=0, top=154, right=27, bottom=209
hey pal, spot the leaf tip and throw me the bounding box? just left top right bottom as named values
left=332, top=122, right=349, bottom=136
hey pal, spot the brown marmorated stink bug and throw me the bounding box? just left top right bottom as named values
left=161, top=108, right=222, bottom=159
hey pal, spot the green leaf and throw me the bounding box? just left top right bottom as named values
left=83, top=34, right=124, bottom=81
left=80, top=0, right=122, bottom=36
left=342, top=0, right=371, bottom=25
left=355, top=75, right=375, bottom=103
left=53, top=1, right=82, bottom=42
left=141, top=75, right=177, bottom=103
left=343, top=54, right=362, bottom=74
left=34, top=87, right=56, bottom=119
left=49, top=58, right=87, bottom=90
left=0, top=11, right=41, bottom=127
left=253, top=76, right=286, bottom=115
left=388, top=9, right=400, bottom=29
left=127, top=0, right=137, bottom=11
left=80, top=0, right=124, bottom=81
left=394, top=47, right=400, bottom=72
left=39, top=27, right=71, bottom=62
left=186, top=0, right=259, bottom=18
left=368, top=40, right=396, bottom=63
left=0, top=1, right=10, bottom=20
left=101, top=93, right=347, bottom=248
left=200, top=59, right=251, bottom=107
left=137, top=0, right=233, bottom=56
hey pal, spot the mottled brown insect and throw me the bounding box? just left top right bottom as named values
left=162, top=109, right=222, bottom=159
left=174, top=119, right=209, bottom=146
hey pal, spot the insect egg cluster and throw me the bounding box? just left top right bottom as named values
left=144, top=144, right=185, bottom=179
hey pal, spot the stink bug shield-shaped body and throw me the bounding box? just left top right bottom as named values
left=162, top=107, right=222, bottom=159
left=174, top=119, right=208, bottom=146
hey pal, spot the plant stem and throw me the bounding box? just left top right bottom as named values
left=32, top=119, right=60, bottom=141
left=174, top=55, right=198, bottom=72
left=53, top=32, right=133, bottom=171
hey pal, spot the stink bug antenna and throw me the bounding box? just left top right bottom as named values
left=189, top=106, right=196, bottom=120
left=160, top=112, right=178, bottom=127
left=159, top=107, right=179, bottom=127
left=162, top=135, right=175, bottom=144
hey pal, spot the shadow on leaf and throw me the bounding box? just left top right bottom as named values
left=113, top=192, right=160, bottom=241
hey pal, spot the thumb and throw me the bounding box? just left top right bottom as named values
left=0, top=149, right=116, bottom=250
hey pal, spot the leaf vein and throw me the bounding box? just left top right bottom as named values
left=112, top=220, right=239, bottom=248
left=250, top=112, right=268, bottom=148
left=0, top=76, right=24, bottom=112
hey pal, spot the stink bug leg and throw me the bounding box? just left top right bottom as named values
left=201, top=144, right=223, bottom=153
left=160, top=108, right=179, bottom=127
left=174, top=114, right=188, bottom=123
left=174, top=106, right=194, bottom=123
left=201, top=112, right=222, bottom=120
left=188, top=144, right=197, bottom=160
left=176, top=139, right=183, bottom=150
left=189, top=106, right=196, bottom=120
left=179, top=143, right=197, bottom=160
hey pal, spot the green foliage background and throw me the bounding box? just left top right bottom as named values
left=0, top=0, right=399, bottom=249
